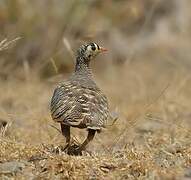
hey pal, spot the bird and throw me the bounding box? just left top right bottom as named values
left=50, top=42, right=109, bottom=155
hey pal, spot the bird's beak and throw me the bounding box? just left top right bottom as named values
left=99, top=47, right=108, bottom=52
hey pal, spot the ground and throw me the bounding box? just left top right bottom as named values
left=0, top=1, right=191, bottom=179
left=0, top=52, right=190, bottom=179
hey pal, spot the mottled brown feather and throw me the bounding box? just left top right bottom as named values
left=50, top=43, right=109, bottom=130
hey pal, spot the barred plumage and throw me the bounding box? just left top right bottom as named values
left=50, top=43, right=109, bottom=155
left=51, top=80, right=109, bottom=129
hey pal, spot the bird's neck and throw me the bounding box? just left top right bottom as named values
left=75, top=56, right=92, bottom=77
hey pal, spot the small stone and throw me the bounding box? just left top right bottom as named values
left=0, top=161, right=27, bottom=175
left=183, top=168, right=191, bottom=180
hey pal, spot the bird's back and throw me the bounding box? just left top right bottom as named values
left=50, top=74, right=109, bottom=130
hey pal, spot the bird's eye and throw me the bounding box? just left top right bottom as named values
left=91, top=45, right=96, bottom=51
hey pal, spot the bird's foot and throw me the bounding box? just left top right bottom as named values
left=67, top=144, right=83, bottom=156
left=52, top=143, right=72, bottom=154
left=62, top=143, right=70, bottom=151
left=55, top=143, right=90, bottom=156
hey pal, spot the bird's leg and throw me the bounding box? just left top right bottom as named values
left=78, top=129, right=96, bottom=152
left=60, top=124, right=70, bottom=150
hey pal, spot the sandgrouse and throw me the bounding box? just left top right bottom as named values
left=50, top=42, right=109, bottom=155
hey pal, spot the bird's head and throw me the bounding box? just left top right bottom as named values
left=77, top=42, right=107, bottom=62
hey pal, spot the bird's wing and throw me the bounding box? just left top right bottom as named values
left=50, top=81, right=109, bottom=128
left=50, top=82, right=83, bottom=125
left=81, top=90, right=109, bottom=129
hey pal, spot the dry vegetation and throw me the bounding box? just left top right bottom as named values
left=0, top=0, right=191, bottom=179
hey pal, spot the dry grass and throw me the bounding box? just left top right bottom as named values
left=0, top=53, right=190, bottom=179
left=0, top=0, right=191, bottom=179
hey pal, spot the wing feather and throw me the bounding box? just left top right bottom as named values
left=50, top=81, right=109, bottom=129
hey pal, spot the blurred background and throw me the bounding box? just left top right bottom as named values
left=1, top=0, right=191, bottom=78
left=0, top=0, right=191, bottom=178
left=0, top=0, right=190, bottom=153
